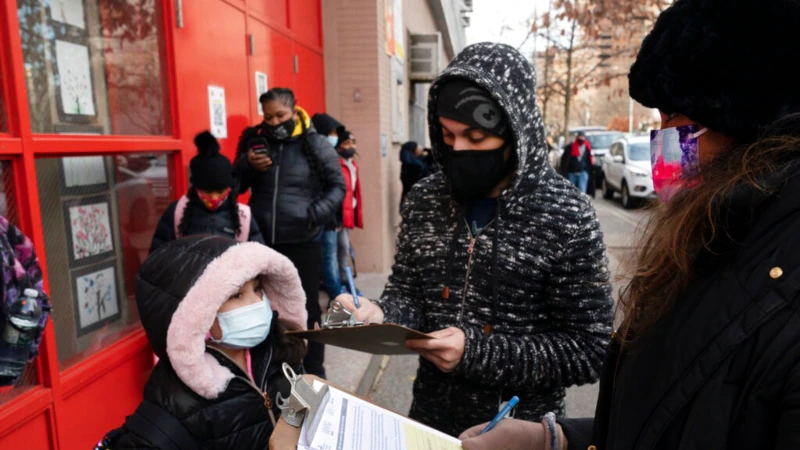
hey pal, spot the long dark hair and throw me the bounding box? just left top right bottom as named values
left=178, top=187, right=242, bottom=237
left=270, top=316, right=306, bottom=367
left=621, top=113, right=800, bottom=341
left=260, top=88, right=325, bottom=190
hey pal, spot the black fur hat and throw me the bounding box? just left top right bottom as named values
left=189, top=131, right=234, bottom=191
left=629, top=0, right=800, bottom=142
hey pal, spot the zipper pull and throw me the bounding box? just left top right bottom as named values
left=468, top=238, right=476, bottom=254
left=263, top=392, right=273, bottom=409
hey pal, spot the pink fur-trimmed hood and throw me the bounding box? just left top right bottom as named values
left=135, top=235, right=306, bottom=400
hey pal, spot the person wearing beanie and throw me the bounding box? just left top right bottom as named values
left=149, top=131, right=263, bottom=252
left=97, top=236, right=307, bottom=449
left=335, top=42, right=613, bottom=437
left=458, top=1, right=800, bottom=450
left=332, top=129, right=362, bottom=295
left=311, top=112, right=345, bottom=149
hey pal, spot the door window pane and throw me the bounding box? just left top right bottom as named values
left=35, top=153, right=173, bottom=368
left=18, top=0, right=170, bottom=135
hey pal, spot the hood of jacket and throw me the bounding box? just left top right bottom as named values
left=400, top=141, right=423, bottom=167
left=135, top=235, right=307, bottom=399
left=427, top=42, right=550, bottom=196
left=311, top=113, right=343, bottom=137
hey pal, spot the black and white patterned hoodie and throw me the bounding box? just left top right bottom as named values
left=375, top=42, right=614, bottom=436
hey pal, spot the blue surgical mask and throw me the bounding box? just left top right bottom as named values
left=211, top=293, right=273, bottom=349
left=327, top=136, right=339, bottom=148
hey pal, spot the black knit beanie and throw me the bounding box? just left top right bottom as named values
left=629, top=0, right=800, bottom=142
left=336, top=128, right=355, bottom=148
left=436, top=79, right=509, bottom=138
left=190, top=131, right=234, bottom=191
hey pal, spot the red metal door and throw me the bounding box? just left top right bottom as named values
left=248, top=19, right=294, bottom=120
left=172, top=0, right=251, bottom=163
left=293, top=43, right=326, bottom=117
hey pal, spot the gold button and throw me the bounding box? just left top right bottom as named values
left=770, top=267, right=784, bottom=279
left=588, top=446, right=598, bottom=450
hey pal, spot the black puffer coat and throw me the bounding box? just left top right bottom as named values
left=375, top=43, right=613, bottom=437
left=149, top=197, right=264, bottom=253
left=234, top=111, right=345, bottom=246
left=109, top=236, right=308, bottom=449
left=561, top=167, right=800, bottom=450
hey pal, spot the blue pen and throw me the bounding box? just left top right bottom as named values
left=480, top=396, right=520, bottom=435
left=345, top=267, right=361, bottom=309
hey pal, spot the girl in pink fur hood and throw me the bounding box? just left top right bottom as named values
left=101, top=235, right=307, bottom=449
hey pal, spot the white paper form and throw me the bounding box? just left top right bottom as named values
left=298, top=381, right=461, bottom=450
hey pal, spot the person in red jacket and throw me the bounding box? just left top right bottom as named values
left=334, top=128, right=363, bottom=288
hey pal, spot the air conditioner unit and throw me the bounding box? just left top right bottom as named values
left=409, top=33, right=443, bottom=81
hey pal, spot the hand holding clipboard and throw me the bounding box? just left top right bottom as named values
left=287, top=268, right=433, bottom=355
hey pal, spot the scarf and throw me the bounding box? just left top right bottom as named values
left=571, top=139, right=593, bottom=166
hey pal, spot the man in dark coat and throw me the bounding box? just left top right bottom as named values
left=560, top=132, right=596, bottom=197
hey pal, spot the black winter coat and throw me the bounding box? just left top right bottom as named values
left=561, top=170, right=800, bottom=450
left=111, top=329, right=294, bottom=449
left=148, top=198, right=264, bottom=253
left=108, top=236, right=308, bottom=449
left=234, top=122, right=345, bottom=246
left=376, top=43, right=613, bottom=437
left=559, top=143, right=596, bottom=197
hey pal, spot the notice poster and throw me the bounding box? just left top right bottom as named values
left=384, top=0, right=395, bottom=56
left=393, top=0, right=405, bottom=59
left=208, top=86, right=227, bottom=138
left=55, top=40, right=96, bottom=116
left=255, top=72, right=268, bottom=116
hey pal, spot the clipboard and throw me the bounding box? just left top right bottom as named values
left=271, top=366, right=462, bottom=450
left=286, top=301, right=432, bottom=355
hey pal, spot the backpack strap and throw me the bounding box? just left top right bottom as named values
left=124, top=401, right=199, bottom=450
left=236, top=203, right=251, bottom=242
left=173, top=195, right=190, bottom=239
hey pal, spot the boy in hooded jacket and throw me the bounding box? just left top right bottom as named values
left=102, top=235, right=307, bottom=449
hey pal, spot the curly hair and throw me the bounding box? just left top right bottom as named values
left=621, top=113, right=800, bottom=342
left=177, top=187, right=242, bottom=238
left=261, top=88, right=326, bottom=191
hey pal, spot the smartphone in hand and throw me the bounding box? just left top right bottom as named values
left=247, top=137, right=271, bottom=158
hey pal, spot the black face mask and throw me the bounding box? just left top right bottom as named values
left=440, top=146, right=514, bottom=202
left=339, top=148, right=356, bottom=158
left=263, top=117, right=295, bottom=140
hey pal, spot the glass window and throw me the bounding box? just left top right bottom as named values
left=628, top=142, right=651, bottom=161
left=35, top=153, right=173, bottom=369
left=586, top=132, right=625, bottom=149
left=18, top=0, right=170, bottom=135
left=0, top=161, right=38, bottom=406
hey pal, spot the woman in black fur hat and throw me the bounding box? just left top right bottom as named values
left=149, top=131, right=264, bottom=252
left=459, top=0, right=800, bottom=449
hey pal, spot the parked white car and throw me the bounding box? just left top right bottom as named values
left=601, top=136, right=656, bottom=208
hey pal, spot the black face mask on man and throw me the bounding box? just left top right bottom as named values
left=435, top=79, right=515, bottom=202
left=263, top=117, right=295, bottom=140
left=440, top=145, right=513, bottom=202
